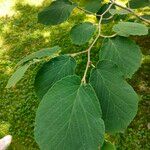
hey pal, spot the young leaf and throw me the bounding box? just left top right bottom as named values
left=35, top=75, right=105, bottom=150
left=38, top=0, right=77, bottom=25
left=80, top=0, right=102, bottom=13
left=101, top=141, right=116, bottom=150
left=99, top=37, right=142, bottom=78
left=90, top=60, right=139, bottom=133
left=17, top=46, right=61, bottom=66
left=113, top=22, right=148, bottom=37
left=34, top=55, right=76, bottom=99
left=70, top=22, right=96, bottom=45
left=6, top=63, right=32, bottom=88
left=129, top=0, right=150, bottom=9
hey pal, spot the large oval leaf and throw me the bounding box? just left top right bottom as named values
left=70, top=22, right=96, bottom=45
left=99, top=37, right=142, bottom=78
left=34, top=55, right=76, bottom=99
left=38, top=1, right=77, bottom=25
left=113, top=22, right=148, bottom=37
left=35, top=75, right=105, bottom=150
left=17, top=46, right=61, bottom=66
left=90, top=60, right=138, bottom=133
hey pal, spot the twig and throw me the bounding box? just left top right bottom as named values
left=81, top=2, right=114, bottom=84
left=81, top=17, right=102, bottom=84
left=113, top=1, right=150, bottom=24
left=77, top=6, right=96, bottom=16
left=100, top=33, right=117, bottom=38
left=69, top=0, right=97, bottom=16
left=69, top=50, right=88, bottom=57
left=102, top=15, right=114, bottom=20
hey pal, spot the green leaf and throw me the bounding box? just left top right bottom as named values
left=6, top=63, right=31, bottom=88
left=109, top=9, right=130, bottom=15
left=99, top=37, right=142, bottom=78
left=35, top=75, right=105, bottom=150
left=113, top=22, right=148, bottom=37
left=101, top=141, right=116, bottom=150
left=80, top=0, right=102, bottom=13
left=90, top=60, right=139, bottom=133
left=141, top=15, right=150, bottom=20
left=34, top=55, right=76, bottom=99
left=129, top=0, right=150, bottom=9
left=38, top=1, right=76, bottom=25
left=97, top=3, right=115, bottom=19
left=17, top=46, right=61, bottom=66
left=96, top=3, right=115, bottom=24
left=70, top=22, right=96, bottom=45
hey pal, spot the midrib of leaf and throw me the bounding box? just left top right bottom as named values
left=38, top=89, right=78, bottom=146
left=39, top=89, right=78, bottom=122
left=109, top=39, right=126, bottom=73
left=49, top=85, right=97, bottom=149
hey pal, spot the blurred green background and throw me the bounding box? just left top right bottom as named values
left=0, top=0, right=149, bottom=149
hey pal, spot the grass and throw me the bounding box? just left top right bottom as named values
left=0, top=0, right=149, bottom=149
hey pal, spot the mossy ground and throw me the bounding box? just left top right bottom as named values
left=0, top=0, right=149, bottom=149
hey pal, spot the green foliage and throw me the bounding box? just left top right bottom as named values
left=113, top=22, right=148, bottom=37
left=90, top=60, right=138, bottom=132
left=99, top=37, right=142, bottom=78
left=17, top=46, right=61, bottom=66
left=80, top=0, right=102, bottom=13
left=70, top=22, right=96, bottom=45
left=6, top=63, right=32, bottom=88
left=97, top=3, right=115, bottom=19
left=6, top=46, right=61, bottom=89
left=129, top=0, right=150, bottom=9
left=35, top=55, right=76, bottom=99
left=1, top=0, right=149, bottom=149
left=109, top=9, right=130, bottom=15
left=35, top=75, right=105, bottom=150
left=38, top=0, right=77, bottom=25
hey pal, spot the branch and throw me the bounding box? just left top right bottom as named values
left=77, top=6, right=96, bottom=16
left=81, top=2, right=114, bottom=84
left=69, top=0, right=96, bottom=16
left=69, top=50, right=88, bottom=57
left=100, top=33, right=117, bottom=38
left=113, top=1, right=150, bottom=24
